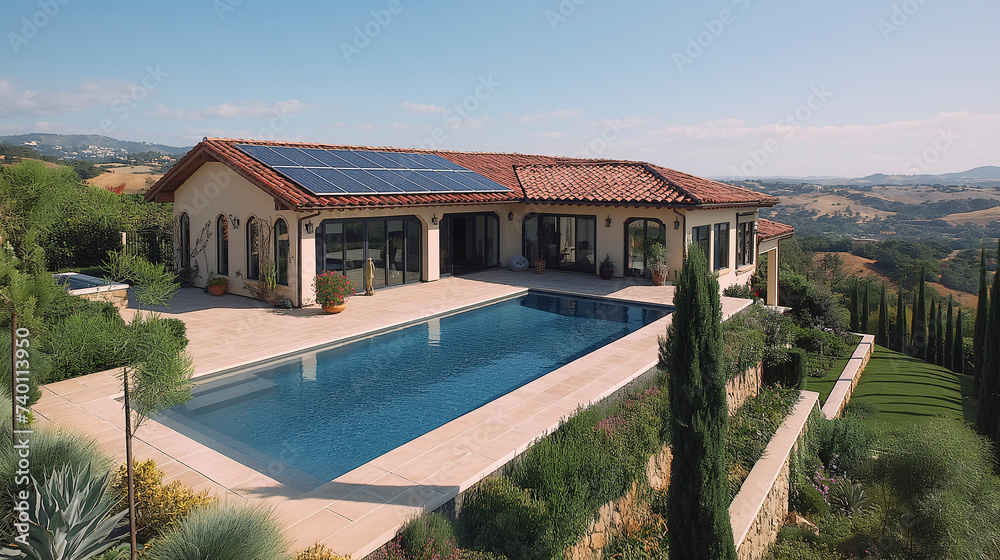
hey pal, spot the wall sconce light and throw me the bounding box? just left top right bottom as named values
left=605, top=215, right=612, bottom=228
left=304, top=221, right=314, bottom=234
left=673, top=219, right=680, bottom=230
left=508, top=211, right=514, bottom=221
left=228, top=214, right=241, bottom=229
left=752, top=221, right=758, bottom=235
left=431, top=214, right=438, bottom=225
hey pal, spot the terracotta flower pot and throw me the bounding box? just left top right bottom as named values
left=599, top=266, right=614, bottom=280
left=533, top=259, right=547, bottom=274
left=207, top=283, right=227, bottom=296
left=322, top=302, right=347, bottom=314
left=651, top=269, right=667, bottom=286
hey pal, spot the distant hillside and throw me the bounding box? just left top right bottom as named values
left=718, top=166, right=1000, bottom=187
left=0, top=133, right=192, bottom=162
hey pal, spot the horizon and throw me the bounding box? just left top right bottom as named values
left=2, top=1, right=997, bottom=178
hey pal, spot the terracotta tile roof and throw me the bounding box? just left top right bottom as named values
left=146, top=138, right=776, bottom=210
left=757, top=218, right=795, bottom=241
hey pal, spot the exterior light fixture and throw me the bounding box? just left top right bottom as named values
left=508, top=211, right=514, bottom=221
left=431, top=214, right=438, bottom=225
left=605, top=215, right=612, bottom=228
left=228, top=214, right=241, bottom=229
left=304, top=221, right=314, bottom=234
left=673, top=219, right=680, bottom=230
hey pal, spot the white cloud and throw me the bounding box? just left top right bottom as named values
left=402, top=101, right=446, bottom=115
left=147, top=99, right=312, bottom=121
left=533, top=131, right=566, bottom=139
left=448, top=115, right=493, bottom=130
left=351, top=123, right=376, bottom=130
left=515, top=109, right=582, bottom=125
left=0, top=78, right=137, bottom=116
left=392, top=121, right=432, bottom=131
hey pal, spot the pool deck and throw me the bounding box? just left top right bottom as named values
left=32, top=270, right=751, bottom=558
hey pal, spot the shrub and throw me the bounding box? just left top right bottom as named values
left=46, top=311, right=127, bottom=380
left=722, top=283, right=757, bottom=300
left=826, top=477, right=872, bottom=516
left=794, top=329, right=851, bottom=356
left=816, top=416, right=877, bottom=476
left=790, top=483, right=828, bottom=517
left=725, top=387, right=799, bottom=496
left=776, top=526, right=817, bottom=545
left=768, top=538, right=836, bottom=560
left=396, top=513, right=461, bottom=560
left=778, top=269, right=848, bottom=330
left=93, top=545, right=131, bottom=560
left=109, top=459, right=215, bottom=542
left=128, top=316, right=189, bottom=350
left=457, top=477, right=551, bottom=560
left=295, top=543, right=350, bottom=560
left=0, top=335, right=47, bottom=405
left=145, top=501, right=290, bottom=560
left=841, top=399, right=876, bottom=419
left=763, top=347, right=806, bottom=389
left=0, top=409, right=113, bottom=535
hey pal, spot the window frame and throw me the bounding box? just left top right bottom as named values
left=246, top=216, right=260, bottom=280
left=274, top=217, right=289, bottom=286
left=713, top=222, right=730, bottom=270
left=692, top=225, right=710, bottom=263
left=216, top=215, right=229, bottom=276
left=736, top=214, right=756, bottom=267
left=179, top=212, right=191, bottom=270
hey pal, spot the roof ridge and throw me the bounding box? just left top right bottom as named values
left=642, top=162, right=703, bottom=204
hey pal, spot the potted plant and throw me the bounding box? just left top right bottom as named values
left=533, top=223, right=555, bottom=274
left=599, top=254, right=616, bottom=280
left=205, top=276, right=228, bottom=296
left=314, top=271, right=356, bottom=313
left=645, top=242, right=669, bottom=286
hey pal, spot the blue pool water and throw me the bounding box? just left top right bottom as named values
left=160, top=292, right=670, bottom=491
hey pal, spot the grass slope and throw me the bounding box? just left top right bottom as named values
left=849, top=346, right=975, bottom=430
left=802, top=351, right=855, bottom=405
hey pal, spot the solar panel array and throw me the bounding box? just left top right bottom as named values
left=234, top=144, right=511, bottom=196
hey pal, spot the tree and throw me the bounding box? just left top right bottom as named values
left=944, top=295, right=954, bottom=371
left=977, top=239, right=1000, bottom=439
left=850, top=279, right=860, bottom=332
left=913, top=268, right=927, bottom=360
left=910, top=291, right=919, bottom=357
left=877, top=283, right=889, bottom=347
left=103, top=250, right=193, bottom=560
left=975, top=243, right=988, bottom=398
left=927, top=300, right=937, bottom=366
left=892, top=283, right=907, bottom=353
left=861, top=281, right=871, bottom=334
left=935, top=302, right=944, bottom=367
left=661, top=246, right=736, bottom=560
left=954, top=308, right=964, bottom=375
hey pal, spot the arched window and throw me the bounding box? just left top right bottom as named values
left=274, top=218, right=289, bottom=286
left=247, top=216, right=260, bottom=280
left=179, top=212, right=191, bottom=270
left=217, top=215, right=229, bottom=276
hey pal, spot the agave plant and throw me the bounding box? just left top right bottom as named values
left=6, top=463, right=126, bottom=560
left=827, top=476, right=873, bottom=515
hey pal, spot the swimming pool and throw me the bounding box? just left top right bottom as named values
left=160, top=292, right=670, bottom=491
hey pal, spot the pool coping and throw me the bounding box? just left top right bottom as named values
left=32, top=272, right=752, bottom=558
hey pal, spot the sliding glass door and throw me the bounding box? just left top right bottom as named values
left=523, top=214, right=597, bottom=273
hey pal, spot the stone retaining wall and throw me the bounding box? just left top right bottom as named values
left=821, top=334, right=875, bottom=419
left=727, top=364, right=762, bottom=416
left=78, top=288, right=129, bottom=310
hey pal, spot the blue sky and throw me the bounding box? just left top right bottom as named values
left=2, top=0, right=997, bottom=177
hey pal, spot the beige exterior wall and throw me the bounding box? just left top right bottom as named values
left=171, top=164, right=766, bottom=305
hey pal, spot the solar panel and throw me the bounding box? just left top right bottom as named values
left=234, top=144, right=511, bottom=196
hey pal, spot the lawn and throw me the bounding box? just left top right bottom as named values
left=802, top=351, right=855, bottom=405
left=848, top=345, right=975, bottom=430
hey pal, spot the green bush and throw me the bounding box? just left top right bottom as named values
left=109, top=459, right=214, bottom=542
left=396, top=513, right=460, bottom=560
left=816, top=416, right=877, bottom=476
left=775, top=526, right=817, bottom=545
left=46, top=311, right=127, bottom=380
left=778, top=269, right=848, bottom=330
left=768, top=538, right=836, bottom=560
left=145, top=501, right=290, bottom=560
left=763, top=347, right=806, bottom=388
left=722, top=283, right=757, bottom=300
left=842, top=399, right=877, bottom=419
left=129, top=316, right=189, bottom=349
left=725, top=387, right=799, bottom=497
left=794, top=329, right=851, bottom=356
left=458, top=477, right=551, bottom=560
left=0, top=335, right=48, bottom=405
left=93, top=545, right=131, bottom=560
left=790, top=483, right=828, bottom=517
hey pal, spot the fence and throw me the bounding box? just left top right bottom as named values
left=122, top=228, right=172, bottom=266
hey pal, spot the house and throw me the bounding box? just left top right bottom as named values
left=146, top=138, right=793, bottom=306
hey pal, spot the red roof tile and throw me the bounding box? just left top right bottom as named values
left=757, top=218, right=795, bottom=241
left=146, top=138, right=777, bottom=210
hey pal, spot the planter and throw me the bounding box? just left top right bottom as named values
left=651, top=269, right=667, bottom=286
left=207, top=283, right=227, bottom=296
left=599, top=266, right=614, bottom=280
left=322, top=302, right=347, bottom=314
left=533, top=259, right=547, bottom=274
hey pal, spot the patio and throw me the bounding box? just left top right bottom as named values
left=32, top=270, right=751, bottom=558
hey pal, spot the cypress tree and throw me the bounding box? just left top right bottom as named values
left=861, top=281, right=871, bottom=334
left=935, top=302, right=944, bottom=367
left=850, top=279, right=860, bottom=332
left=977, top=239, right=1000, bottom=438
left=892, top=283, right=907, bottom=353
left=910, top=291, right=919, bottom=357
left=661, top=245, right=736, bottom=560
left=927, top=299, right=937, bottom=366
left=915, top=267, right=927, bottom=360
left=975, top=243, right=989, bottom=398
left=954, top=308, right=964, bottom=374
left=944, top=295, right=954, bottom=371
left=877, top=283, right=889, bottom=347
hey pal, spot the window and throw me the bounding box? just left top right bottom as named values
left=274, top=218, right=289, bottom=285
left=247, top=217, right=260, bottom=280
left=522, top=214, right=597, bottom=273
left=179, top=212, right=190, bottom=270
left=216, top=215, right=229, bottom=276
left=737, top=217, right=755, bottom=267
left=624, top=218, right=666, bottom=277
left=692, top=225, right=710, bottom=262
left=714, top=222, right=729, bottom=270
left=316, top=216, right=422, bottom=289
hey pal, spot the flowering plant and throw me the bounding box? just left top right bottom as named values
left=314, top=272, right=356, bottom=307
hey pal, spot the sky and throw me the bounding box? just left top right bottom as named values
left=2, top=0, right=998, bottom=178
